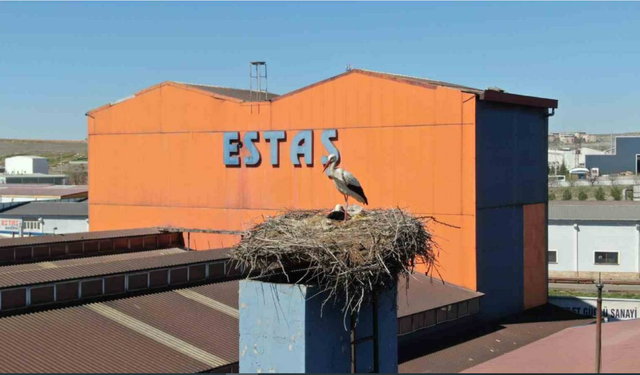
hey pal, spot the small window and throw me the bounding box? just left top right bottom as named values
left=548, top=250, right=558, bottom=264
left=595, top=251, right=619, bottom=265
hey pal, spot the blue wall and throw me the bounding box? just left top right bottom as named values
left=476, top=206, right=524, bottom=320
left=476, top=102, right=548, bottom=209
left=475, top=101, right=548, bottom=320
left=239, top=280, right=397, bottom=373
left=586, top=137, right=640, bottom=175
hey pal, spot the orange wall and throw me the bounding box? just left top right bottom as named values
left=88, top=72, right=478, bottom=290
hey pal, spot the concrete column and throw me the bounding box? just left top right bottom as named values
left=239, top=280, right=397, bottom=373
left=636, top=224, right=640, bottom=273
left=574, top=223, right=580, bottom=273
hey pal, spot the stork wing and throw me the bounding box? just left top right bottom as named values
left=342, top=170, right=369, bottom=205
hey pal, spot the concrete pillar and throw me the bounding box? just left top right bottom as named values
left=574, top=223, right=579, bottom=273
left=636, top=224, right=640, bottom=273
left=239, top=280, right=397, bottom=373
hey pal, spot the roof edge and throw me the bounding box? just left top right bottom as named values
left=481, top=90, right=558, bottom=109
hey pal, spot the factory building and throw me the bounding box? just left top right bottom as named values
left=549, top=201, right=640, bottom=281
left=4, top=155, right=49, bottom=175
left=86, top=68, right=556, bottom=320
left=0, top=200, right=89, bottom=237
left=586, top=136, right=640, bottom=175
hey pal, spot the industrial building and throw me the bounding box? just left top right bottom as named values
left=4, top=155, right=49, bottom=175
left=86, top=68, right=557, bottom=320
left=586, top=136, right=640, bottom=175
left=548, top=147, right=604, bottom=171
left=0, top=173, right=68, bottom=185
left=0, top=184, right=87, bottom=203
left=549, top=201, right=640, bottom=280
left=0, top=200, right=89, bottom=237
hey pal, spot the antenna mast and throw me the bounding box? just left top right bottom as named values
left=249, top=61, right=268, bottom=101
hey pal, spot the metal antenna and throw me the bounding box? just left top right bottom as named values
left=249, top=61, right=268, bottom=101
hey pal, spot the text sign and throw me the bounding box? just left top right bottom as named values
left=223, top=129, right=340, bottom=167
left=0, top=219, right=22, bottom=232
left=550, top=296, right=640, bottom=321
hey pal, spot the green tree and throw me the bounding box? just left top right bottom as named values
left=562, top=189, right=573, bottom=200
left=578, top=190, right=588, bottom=201
left=595, top=187, right=606, bottom=201
left=558, top=160, right=569, bottom=176
left=549, top=191, right=556, bottom=200
left=611, top=186, right=622, bottom=201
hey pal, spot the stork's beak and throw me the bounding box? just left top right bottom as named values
left=322, top=161, right=329, bottom=172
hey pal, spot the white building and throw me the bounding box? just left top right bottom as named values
left=548, top=147, right=605, bottom=170
left=4, top=156, right=49, bottom=175
left=549, top=201, right=640, bottom=281
left=0, top=200, right=88, bottom=237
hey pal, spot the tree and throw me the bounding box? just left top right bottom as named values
left=562, top=189, right=573, bottom=200
left=558, top=160, right=569, bottom=176
left=595, top=187, right=606, bottom=201
left=578, top=190, right=588, bottom=201
left=587, top=172, right=598, bottom=186
left=611, top=186, right=622, bottom=201
left=549, top=192, right=556, bottom=201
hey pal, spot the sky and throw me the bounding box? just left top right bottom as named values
left=0, top=2, right=639, bottom=140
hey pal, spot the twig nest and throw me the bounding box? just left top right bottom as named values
left=231, top=208, right=439, bottom=315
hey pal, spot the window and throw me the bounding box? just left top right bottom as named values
left=595, top=251, right=619, bottom=265
left=548, top=250, right=558, bottom=264
left=24, top=220, right=40, bottom=231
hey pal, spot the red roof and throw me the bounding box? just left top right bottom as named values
left=463, top=319, right=640, bottom=373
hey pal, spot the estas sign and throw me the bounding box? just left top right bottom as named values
left=0, top=219, right=22, bottom=232
left=223, top=129, right=340, bottom=167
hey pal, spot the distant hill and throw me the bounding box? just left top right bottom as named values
left=0, top=138, right=87, bottom=167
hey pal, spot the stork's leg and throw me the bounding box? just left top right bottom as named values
left=344, top=195, right=349, bottom=222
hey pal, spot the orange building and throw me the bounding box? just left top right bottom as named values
left=87, top=69, right=557, bottom=319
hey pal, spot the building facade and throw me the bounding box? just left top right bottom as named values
left=549, top=201, right=640, bottom=280
left=586, top=136, right=640, bottom=175
left=87, top=69, right=556, bottom=320
left=4, top=156, right=49, bottom=175
left=0, top=201, right=89, bottom=237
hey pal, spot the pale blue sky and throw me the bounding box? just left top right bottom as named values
left=1, top=2, right=639, bottom=140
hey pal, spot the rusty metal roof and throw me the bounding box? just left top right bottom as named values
left=0, top=248, right=185, bottom=274
left=397, top=273, right=484, bottom=318
left=0, top=227, right=166, bottom=249
left=0, top=248, right=230, bottom=288
left=0, top=281, right=239, bottom=373
left=178, top=83, right=279, bottom=101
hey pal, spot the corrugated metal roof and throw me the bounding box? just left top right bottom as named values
left=356, top=69, right=485, bottom=95
left=397, top=272, right=483, bottom=318
left=0, top=281, right=240, bottom=373
left=0, top=184, right=88, bottom=197
left=0, top=271, right=480, bottom=373
left=0, top=248, right=185, bottom=274
left=0, top=227, right=166, bottom=248
left=178, top=83, right=279, bottom=101
left=0, top=201, right=88, bottom=217
left=549, top=201, right=640, bottom=221
left=0, top=248, right=229, bottom=288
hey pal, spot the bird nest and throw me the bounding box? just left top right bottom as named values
left=230, top=208, right=441, bottom=316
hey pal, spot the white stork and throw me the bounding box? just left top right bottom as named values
left=322, top=154, right=368, bottom=221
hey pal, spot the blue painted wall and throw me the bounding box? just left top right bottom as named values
left=476, top=101, right=548, bottom=209
left=239, top=280, right=397, bottom=373
left=586, top=137, right=640, bottom=175
left=475, top=101, right=548, bottom=320
left=476, top=206, right=524, bottom=320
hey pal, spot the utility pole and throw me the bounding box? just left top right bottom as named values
left=595, top=273, right=603, bottom=373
